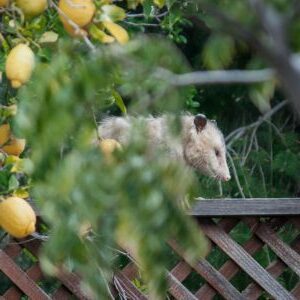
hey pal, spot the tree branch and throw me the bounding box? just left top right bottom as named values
left=226, top=100, right=288, bottom=145
left=191, top=1, right=300, bottom=116
left=171, top=69, right=274, bottom=86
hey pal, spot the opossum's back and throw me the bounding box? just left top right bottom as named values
left=99, top=117, right=131, bottom=144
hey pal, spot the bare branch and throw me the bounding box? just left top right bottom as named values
left=227, top=151, right=246, bottom=198
left=226, top=100, right=288, bottom=146
left=171, top=69, right=274, bottom=86
left=192, top=1, right=300, bottom=116
left=122, top=20, right=160, bottom=27
left=248, top=0, right=289, bottom=57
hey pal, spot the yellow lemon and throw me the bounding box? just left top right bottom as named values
left=5, top=44, right=35, bottom=88
left=99, top=139, right=122, bottom=155
left=0, top=124, right=10, bottom=146
left=15, top=0, right=48, bottom=18
left=62, top=21, right=88, bottom=38
left=0, top=0, right=8, bottom=7
left=102, top=21, right=129, bottom=45
left=2, top=138, right=26, bottom=156
left=59, top=0, right=95, bottom=29
left=0, top=197, right=36, bottom=238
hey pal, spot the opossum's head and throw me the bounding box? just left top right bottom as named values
left=183, top=114, right=231, bottom=181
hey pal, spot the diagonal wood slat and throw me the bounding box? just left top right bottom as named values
left=167, top=271, right=198, bottom=300
left=199, top=218, right=296, bottom=300
left=169, top=240, right=244, bottom=300
left=242, top=235, right=300, bottom=299
left=194, top=218, right=264, bottom=299
left=252, top=223, right=300, bottom=277
left=1, top=198, right=300, bottom=300
left=0, top=249, right=50, bottom=300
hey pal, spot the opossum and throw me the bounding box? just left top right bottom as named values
left=99, top=114, right=231, bottom=181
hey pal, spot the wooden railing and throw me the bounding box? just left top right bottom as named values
left=0, top=198, right=300, bottom=299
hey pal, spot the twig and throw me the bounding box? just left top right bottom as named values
left=226, top=100, right=288, bottom=146
left=113, top=276, right=129, bottom=300
left=122, top=21, right=160, bottom=27
left=98, top=266, right=115, bottom=300
left=241, top=125, right=258, bottom=166
left=247, top=0, right=288, bottom=57
left=227, top=151, right=246, bottom=198
left=31, top=232, right=49, bottom=241
left=127, top=11, right=168, bottom=19
left=254, top=135, right=267, bottom=197
left=49, top=0, right=96, bottom=52
left=170, top=69, right=274, bottom=86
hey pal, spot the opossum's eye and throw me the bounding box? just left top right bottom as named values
left=215, top=149, right=220, bottom=157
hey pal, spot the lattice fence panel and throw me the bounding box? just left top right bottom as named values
left=0, top=198, right=299, bottom=300
left=114, top=215, right=300, bottom=300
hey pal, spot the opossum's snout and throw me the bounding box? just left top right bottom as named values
left=218, top=171, right=231, bottom=182
left=211, top=161, right=231, bottom=182
left=185, top=114, right=232, bottom=181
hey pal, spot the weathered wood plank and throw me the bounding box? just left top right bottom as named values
left=198, top=219, right=296, bottom=300
left=248, top=222, right=300, bottom=277
left=52, top=286, right=73, bottom=300
left=167, top=271, right=198, bottom=300
left=170, top=261, right=192, bottom=282
left=3, top=287, right=22, bottom=300
left=243, top=234, right=300, bottom=298
left=119, top=241, right=199, bottom=299
left=191, top=198, right=300, bottom=216
left=168, top=240, right=244, bottom=300
left=292, top=282, right=300, bottom=299
left=3, top=264, right=44, bottom=300
left=195, top=218, right=265, bottom=300
left=56, top=270, right=90, bottom=300
left=0, top=249, right=50, bottom=300
left=122, top=262, right=139, bottom=280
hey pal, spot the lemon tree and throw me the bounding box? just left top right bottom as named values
left=0, top=1, right=207, bottom=298
left=1, top=0, right=299, bottom=298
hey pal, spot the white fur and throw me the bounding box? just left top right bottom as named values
left=99, top=115, right=231, bottom=181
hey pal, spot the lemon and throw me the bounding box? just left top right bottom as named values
left=0, top=124, right=10, bottom=146
left=102, top=21, right=129, bottom=45
left=99, top=139, right=122, bottom=154
left=0, top=0, right=8, bottom=7
left=62, top=21, right=88, bottom=38
left=59, top=0, right=95, bottom=30
left=15, top=0, right=48, bottom=18
left=2, top=138, right=26, bottom=156
left=5, top=44, right=35, bottom=89
left=0, top=197, right=36, bottom=238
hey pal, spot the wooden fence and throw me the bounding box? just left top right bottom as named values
left=0, top=198, right=300, bottom=299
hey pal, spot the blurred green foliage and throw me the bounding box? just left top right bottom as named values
left=0, top=0, right=300, bottom=298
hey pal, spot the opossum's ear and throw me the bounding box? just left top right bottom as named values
left=194, top=114, right=207, bottom=133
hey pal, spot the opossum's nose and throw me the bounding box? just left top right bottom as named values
left=223, top=175, right=231, bottom=181
left=220, top=174, right=231, bottom=181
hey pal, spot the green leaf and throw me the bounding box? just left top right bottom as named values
left=250, top=80, right=275, bottom=114
left=143, top=0, right=154, bottom=17
left=89, top=24, right=115, bottom=43
left=8, top=174, right=19, bottom=191
left=100, top=5, right=126, bottom=22
left=154, top=0, right=165, bottom=9
left=38, top=31, right=59, bottom=44
left=202, top=34, right=235, bottom=70
left=112, top=90, right=127, bottom=114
